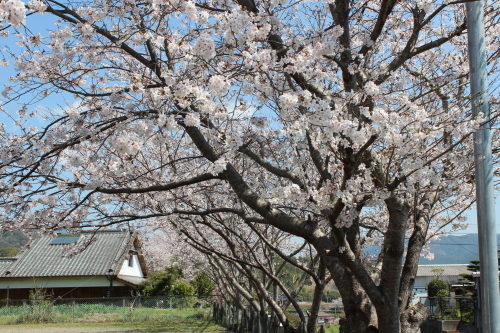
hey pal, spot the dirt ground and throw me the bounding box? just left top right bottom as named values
left=0, top=322, right=227, bottom=333
left=0, top=325, right=140, bottom=333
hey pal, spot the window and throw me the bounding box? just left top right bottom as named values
left=128, top=254, right=134, bottom=267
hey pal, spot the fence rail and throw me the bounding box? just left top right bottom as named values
left=0, top=296, right=217, bottom=324
left=213, top=302, right=330, bottom=333
left=420, top=296, right=476, bottom=323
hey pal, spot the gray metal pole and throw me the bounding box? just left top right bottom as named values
left=466, top=2, right=500, bottom=332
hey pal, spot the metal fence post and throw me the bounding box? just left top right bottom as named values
left=170, top=297, right=172, bottom=321
left=72, top=300, right=75, bottom=323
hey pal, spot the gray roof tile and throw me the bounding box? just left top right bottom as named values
left=416, top=265, right=469, bottom=277
left=0, top=258, right=17, bottom=273
left=0, top=230, right=133, bottom=278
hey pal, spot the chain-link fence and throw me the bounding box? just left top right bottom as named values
left=420, top=296, right=476, bottom=323
left=0, top=296, right=218, bottom=324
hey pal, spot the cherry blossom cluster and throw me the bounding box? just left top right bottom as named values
left=110, top=132, right=143, bottom=155
left=28, top=0, right=46, bottom=13
left=208, top=75, right=230, bottom=98
left=192, top=34, right=216, bottom=61
left=0, top=0, right=25, bottom=27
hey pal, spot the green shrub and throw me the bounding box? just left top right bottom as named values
left=462, top=309, right=474, bottom=324
left=190, top=272, right=215, bottom=296
left=15, top=300, right=55, bottom=323
left=443, top=308, right=460, bottom=319
left=435, top=289, right=450, bottom=297
left=428, top=279, right=449, bottom=297
left=172, top=281, right=194, bottom=296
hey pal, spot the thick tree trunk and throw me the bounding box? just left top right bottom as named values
left=335, top=277, right=376, bottom=333
left=376, top=305, right=400, bottom=333
left=400, top=302, right=430, bottom=333
left=374, top=196, right=411, bottom=333
left=327, top=195, right=422, bottom=333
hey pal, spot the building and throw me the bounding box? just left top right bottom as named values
left=0, top=230, right=148, bottom=300
left=301, top=311, right=335, bottom=327
left=413, top=264, right=469, bottom=301
left=315, top=311, right=335, bottom=325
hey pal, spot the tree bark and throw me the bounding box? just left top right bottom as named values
left=375, top=196, right=411, bottom=333
left=306, top=259, right=327, bottom=333
left=400, top=303, right=430, bottom=333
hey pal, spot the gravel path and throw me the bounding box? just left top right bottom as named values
left=0, top=323, right=226, bottom=333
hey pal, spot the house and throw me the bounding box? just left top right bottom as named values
left=315, top=311, right=335, bottom=325
left=412, top=264, right=469, bottom=301
left=302, top=311, right=335, bottom=326
left=0, top=230, right=148, bottom=300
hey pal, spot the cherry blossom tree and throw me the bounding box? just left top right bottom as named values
left=1, top=0, right=500, bottom=332
left=141, top=213, right=325, bottom=330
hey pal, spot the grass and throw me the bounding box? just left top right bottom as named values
left=325, top=325, right=340, bottom=333
left=0, top=303, right=212, bottom=325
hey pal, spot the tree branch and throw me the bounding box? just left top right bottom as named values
left=89, top=173, right=223, bottom=194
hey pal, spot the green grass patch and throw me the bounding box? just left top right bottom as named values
left=325, top=325, right=340, bottom=333
left=0, top=303, right=212, bottom=324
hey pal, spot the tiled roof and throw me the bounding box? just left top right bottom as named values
left=0, top=230, right=133, bottom=278
left=416, top=265, right=469, bottom=277
left=0, top=258, right=16, bottom=272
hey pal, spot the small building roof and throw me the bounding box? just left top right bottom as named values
left=0, top=230, right=146, bottom=280
left=416, top=265, right=469, bottom=277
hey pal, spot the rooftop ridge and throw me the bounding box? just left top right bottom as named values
left=79, top=229, right=131, bottom=234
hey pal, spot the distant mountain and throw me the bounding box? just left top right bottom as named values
left=364, top=234, right=495, bottom=265
left=0, top=239, right=13, bottom=250
left=418, top=234, right=485, bottom=265
left=0, top=230, right=29, bottom=249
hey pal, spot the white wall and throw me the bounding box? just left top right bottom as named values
left=412, top=274, right=461, bottom=304
left=118, top=254, right=144, bottom=277
left=414, top=275, right=459, bottom=289
left=0, top=276, right=127, bottom=289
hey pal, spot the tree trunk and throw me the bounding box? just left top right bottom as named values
left=400, top=302, right=430, bottom=333
left=306, top=260, right=327, bottom=333
left=373, top=196, right=411, bottom=333
left=376, top=305, right=400, bottom=333
left=323, top=253, right=376, bottom=333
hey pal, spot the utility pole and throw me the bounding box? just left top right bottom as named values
left=466, top=2, right=500, bottom=332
